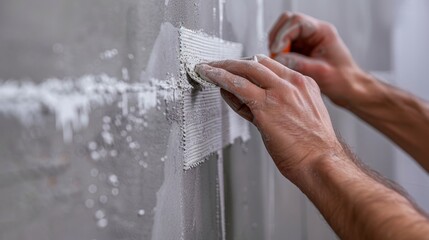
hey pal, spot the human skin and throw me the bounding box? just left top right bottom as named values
left=269, top=12, right=429, bottom=173
left=193, top=12, right=429, bottom=239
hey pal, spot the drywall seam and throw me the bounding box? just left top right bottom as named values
left=151, top=122, right=183, bottom=240
left=217, top=151, right=226, bottom=240
left=178, top=27, right=250, bottom=170
left=0, top=75, right=176, bottom=142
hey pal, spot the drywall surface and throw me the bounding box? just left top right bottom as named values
left=0, top=0, right=337, bottom=240
left=393, top=0, right=429, bottom=212
left=0, top=0, right=228, bottom=239
left=0, top=0, right=409, bottom=240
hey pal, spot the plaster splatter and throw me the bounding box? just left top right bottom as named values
left=100, top=49, right=119, bottom=59
left=0, top=74, right=176, bottom=142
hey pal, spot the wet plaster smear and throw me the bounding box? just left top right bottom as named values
left=0, top=16, right=248, bottom=240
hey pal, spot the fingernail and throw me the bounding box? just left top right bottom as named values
left=240, top=56, right=257, bottom=61
left=241, top=54, right=266, bottom=62
left=270, top=39, right=291, bottom=54
left=194, top=64, right=215, bottom=83
left=275, top=55, right=297, bottom=69
left=254, top=54, right=267, bottom=62
left=194, top=63, right=208, bottom=75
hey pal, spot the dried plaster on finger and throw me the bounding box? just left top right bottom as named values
left=232, top=76, right=247, bottom=88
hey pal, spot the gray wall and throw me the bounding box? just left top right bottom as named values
left=0, top=0, right=226, bottom=239
left=0, top=0, right=288, bottom=239
left=1, top=0, right=426, bottom=240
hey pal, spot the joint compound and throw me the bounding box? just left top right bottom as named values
left=0, top=75, right=175, bottom=142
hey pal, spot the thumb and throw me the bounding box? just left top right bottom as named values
left=274, top=53, right=327, bottom=79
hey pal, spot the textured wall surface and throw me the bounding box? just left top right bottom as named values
left=0, top=0, right=227, bottom=239
left=1, top=0, right=426, bottom=240
left=0, top=0, right=271, bottom=239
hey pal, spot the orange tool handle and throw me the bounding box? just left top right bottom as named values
left=270, top=43, right=291, bottom=59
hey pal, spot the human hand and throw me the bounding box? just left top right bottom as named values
left=269, top=12, right=368, bottom=107
left=195, top=56, right=342, bottom=178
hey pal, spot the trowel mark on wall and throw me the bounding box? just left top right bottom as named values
left=0, top=75, right=176, bottom=142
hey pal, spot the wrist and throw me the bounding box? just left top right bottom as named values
left=283, top=141, right=347, bottom=187
left=340, top=67, right=386, bottom=112
left=289, top=146, right=368, bottom=202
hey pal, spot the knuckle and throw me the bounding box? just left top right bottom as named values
left=245, top=98, right=261, bottom=110
left=292, top=13, right=304, bottom=21
left=323, top=22, right=338, bottom=36
left=290, top=14, right=300, bottom=23
left=242, top=60, right=257, bottom=69
left=316, top=64, right=331, bottom=77
left=231, top=76, right=247, bottom=88
left=290, top=74, right=307, bottom=88
left=293, top=13, right=310, bottom=25
left=306, top=76, right=317, bottom=86
left=306, top=76, right=320, bottom=90
left=281, top=11, right=292, bottom=19
left=265, top=90, right=280, bottom=105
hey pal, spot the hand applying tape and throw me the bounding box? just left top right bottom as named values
left=194, top=55, right=341, bottom=179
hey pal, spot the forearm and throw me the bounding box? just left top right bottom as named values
left=344, top=70, right=429, bottom=172
left=289, top=147, right=429, bottom=240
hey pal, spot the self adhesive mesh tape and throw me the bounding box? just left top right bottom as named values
left=179, top=27, right=250, bottom=170
left=180, top=27, right=243, bottom=87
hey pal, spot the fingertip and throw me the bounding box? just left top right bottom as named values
left=271, top=37, right=292, bottom=55
left=194, top=63, right=207, bottom=73
left=269, top=11, right=293, bottom=48
left=254, top=54, right=268, bottom=62
left=270, top=40, right=284, bottom=54
left=194, top=63, right=220, bottom=86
